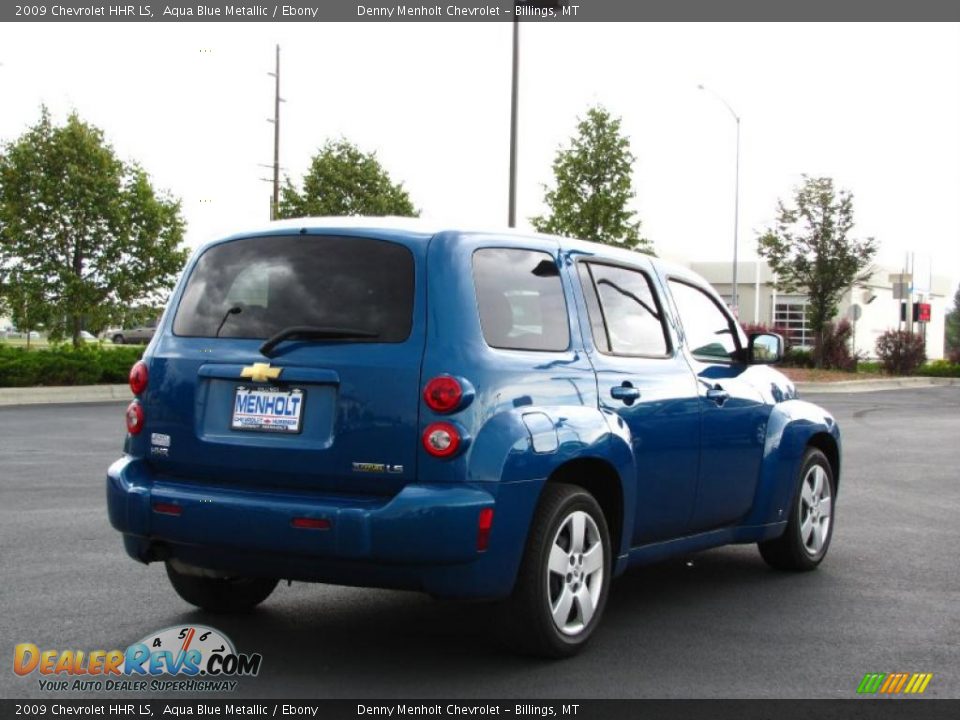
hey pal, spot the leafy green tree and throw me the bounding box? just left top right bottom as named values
left=531, top=105, right=653, bottom=254
left=0, top=109, right=188, bottom=346
left=757, top=176, right=877, bottom=366
left=946, top=284, right=960, bottom=359
left=4, top=268, right=50, bottom=349
left=278, top=139, right=417, bottom=218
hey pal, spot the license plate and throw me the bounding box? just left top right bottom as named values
left=231, top=386, right=305, bottom=433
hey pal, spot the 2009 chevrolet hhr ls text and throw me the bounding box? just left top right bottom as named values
left=107, top=218, right=840, bottom=657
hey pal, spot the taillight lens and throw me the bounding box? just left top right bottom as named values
left=291, top=517, right=332, bottom=530
left=152, top=502, right=182, bottom=516
left=423, top=375, right=463, bottom=413
left=125, top=401, right=144, bottom=435
left=129, top=361, right=148, bottom=395
left=422, top=422, right=461, bottom=458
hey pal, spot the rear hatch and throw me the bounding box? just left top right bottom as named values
left=136, top=230, right=427, bottom=496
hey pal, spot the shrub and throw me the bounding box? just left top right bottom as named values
left=917, top=360, right=960, bottom=378
left=875, top=330, right=927, bottom=375
left=782, top=348, right=814, bottom=368
left=814, top=319, right=859, bottom=371
left=0, top=344, right=143, bottom=387
left=948, top=347, right=960, bottom=365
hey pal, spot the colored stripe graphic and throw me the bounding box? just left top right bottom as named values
left=858, top=672, right=933, bottom=695
left=857, top=673, right=886, bottom=693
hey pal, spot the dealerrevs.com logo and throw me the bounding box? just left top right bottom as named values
left=13, top=625, right=262, bottom=692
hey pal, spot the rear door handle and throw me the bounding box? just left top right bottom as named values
left=611, top=384, right=641, bottom=403
left=706, top=386, right=730, bottom=404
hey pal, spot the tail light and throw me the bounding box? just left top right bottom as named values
left=423, top=375, right=463, bottom=413
left=291, top=517, right=332, bottom=530
left=422, top=422, right=461, bottom=458
left=477, top=507, right=494, bottom=551
left=125, top=401, right=144, bottom=435
left=129, top=361, right=148, bottom=395
left=152, top=502, right=182, bottom=516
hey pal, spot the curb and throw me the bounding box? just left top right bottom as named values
left=0, top=384, right=132, bottom=407
left=796, top=377, right=960, bottom=394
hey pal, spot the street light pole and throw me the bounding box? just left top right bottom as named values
left=508, top=17, right=519, bottom=228
left=698, top=84, right=741, bottom=317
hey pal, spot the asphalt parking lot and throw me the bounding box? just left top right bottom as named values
left=1, top=387, right=958, bottom=699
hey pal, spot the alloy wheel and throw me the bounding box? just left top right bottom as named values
left=546, top=510, right=604, bottom=636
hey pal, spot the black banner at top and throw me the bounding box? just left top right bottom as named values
left=4, top=0, right=960, bottom=22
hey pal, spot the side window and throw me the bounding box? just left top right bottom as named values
left=668, top=279, right=740, bottom=361
left=473, top=248, right=569, bottom=352
left=579, top=263, right=669, bottom=356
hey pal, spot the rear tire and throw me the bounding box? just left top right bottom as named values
left=112, top=334, right=124, bottom=345
left=759, top=448, right=835, bottom=571
left=165, top=562, right=278, bottom=613
left=496, top=483, right=611, bottom=658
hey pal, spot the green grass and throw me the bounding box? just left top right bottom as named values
left=0, top=336, right=51, bottom=349
left=0, top=337, right=141, bottom=351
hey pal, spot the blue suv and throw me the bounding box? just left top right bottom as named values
left=107, top=218, right=840, bottom=657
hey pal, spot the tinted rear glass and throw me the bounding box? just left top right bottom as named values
left=473, top=248, right=569, bottom=352
left=173, top=235, right=414, bottom=342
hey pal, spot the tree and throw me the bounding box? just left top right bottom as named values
left=757, top=176, right=877, bottom=366
left=0, top=109, right=188, bottom=346
left=946, top=285, right=960, bottom=362
left=278, top=139, right=417, bottom=219
left=531, top=105, right=653, bottom=254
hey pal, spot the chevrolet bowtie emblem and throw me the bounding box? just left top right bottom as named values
left=240, top=363, right=282, bottom=383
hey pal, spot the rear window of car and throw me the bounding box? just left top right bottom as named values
left=173, top=235, right=415, bottom=342
left=472, top=248, right=569, bottom=352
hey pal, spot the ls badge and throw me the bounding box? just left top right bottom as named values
left=352, top=462, right=404, bottom=474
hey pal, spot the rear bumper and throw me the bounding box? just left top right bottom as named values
left=106, top=456, right=542, bottom=599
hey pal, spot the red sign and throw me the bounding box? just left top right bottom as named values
left=917, top=303, right=931, bottom=323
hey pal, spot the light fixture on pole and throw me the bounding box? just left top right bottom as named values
left=698, top=84, right=741, bottom=317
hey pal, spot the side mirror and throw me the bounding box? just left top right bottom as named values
left=748, top=332, right=783, bottom=364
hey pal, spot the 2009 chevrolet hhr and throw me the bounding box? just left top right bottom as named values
left=107, top=218, right=840, bottom=657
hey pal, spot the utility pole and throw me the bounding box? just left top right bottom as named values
left=267, top=44, right=282, bottom=220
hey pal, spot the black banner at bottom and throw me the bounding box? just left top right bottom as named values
left=2, top=700, right=959, bottom=720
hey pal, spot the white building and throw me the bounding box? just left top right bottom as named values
left=692, top=260, right=952, bottom=360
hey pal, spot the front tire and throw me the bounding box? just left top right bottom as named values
left=496, top=483, right=611, bottom=658
left=759, top=448, right=836, bottom=571
left=165, top=561, right=278, bottom=613
left=112, top=334, right=124, bottom=345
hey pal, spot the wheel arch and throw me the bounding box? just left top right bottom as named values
left=741, top=400, right=841, bottom=529
left=807, top=431, right=841, bottom=493
left=544, top=457, right=624, bottom=562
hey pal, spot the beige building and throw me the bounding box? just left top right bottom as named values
left=692, top=260, right=953, bottom=360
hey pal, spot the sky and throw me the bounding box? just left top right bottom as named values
left=1, top=22, right=959, bottom=295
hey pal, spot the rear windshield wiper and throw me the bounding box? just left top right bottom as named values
left=259, top=326, right=379, bottom=357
